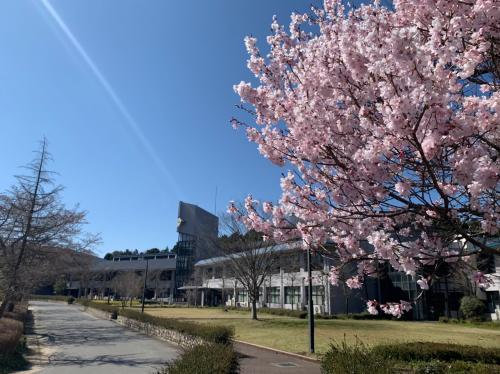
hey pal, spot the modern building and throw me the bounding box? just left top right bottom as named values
left=58, top=200, right=500, bottom=321
left=190, top=239, right=500, bottom=320
left=173, top=201, right=218, bottom=301
left=65, top=253, right=177, bottom=301
left=190, top=242, right=413, bottom=317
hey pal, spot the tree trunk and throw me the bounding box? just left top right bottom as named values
left=251, top=298, right=258, bottom=320
left=0, top=297, right=11, bottom=319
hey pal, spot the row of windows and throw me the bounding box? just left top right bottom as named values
left=237, top=286, right=325, bottom=305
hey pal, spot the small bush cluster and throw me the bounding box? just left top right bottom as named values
left=460, top=296, right=485, bottom=320
left=158, top=343, right=238, bottom=374
left=373, top=342, right=500, bottom=365
left=321, top=339, right=395, bottom=374
left=67, top=296, right=75, bottom=304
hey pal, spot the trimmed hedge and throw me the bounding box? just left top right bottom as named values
left=317, top=312, right=393, bottom=320
left=158, top=343, right=238, bottom=374
left=79, top=300, right=119, bottom=314
left=321, top=341, right=500, bottom=374
left=0, top=318, right=23, bottom=354
left=0, top=340, right=29, bottom=374
left=119, top=308, right=234, bottom=345
left=80, top=300, right=233, bottom=345
left=258, top=307, right=307, bottom=319
left=0, top=304, right=29, bottom=374
left=411, top=360, right=500, bottom=374
left=30, top=294, right=69, bottom=302
left=372, top=342, right=500, bottom=365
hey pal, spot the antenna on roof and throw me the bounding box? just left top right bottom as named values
left=214, top=186, right=218, bottom=215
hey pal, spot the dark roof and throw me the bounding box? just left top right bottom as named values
left=194, top=241, right=300, bottom=267
left=92, top=257, right=176, bottom=272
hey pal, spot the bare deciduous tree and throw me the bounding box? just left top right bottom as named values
left=217, top=210, right=280, bottom=320
left=0, top=139, right=99, bottom=318
left=113, top=272, right=142, bottom=308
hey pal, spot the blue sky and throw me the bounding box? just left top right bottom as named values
left=0, top=0, right=329, bottom=255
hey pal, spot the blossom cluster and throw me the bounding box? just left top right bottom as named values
left=232, top=0, right=500, bottom=316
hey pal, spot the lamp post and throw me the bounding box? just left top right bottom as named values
left=141, top=258, right=149, bottom=313
left=307, top=246, right=315, bottom=353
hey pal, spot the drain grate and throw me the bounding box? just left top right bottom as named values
left=273, top=362, right=299, bottom=368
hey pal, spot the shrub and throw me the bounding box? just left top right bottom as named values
left=460, top=296, right=485, bottom=320
left=3, top=304, right=28, bottom=322
left=259, top=307, right=307, bottom=319
left=118, top=308, right=234, bottom=345
left=0, top=340, right=28, bottom=374
left=67, top=296, right=75, bottom=304
left=321, top=339, right=395, bottom=374
left=81, top=300, right=119, bottom=314
left=31, top=294, right=68, bottom=302
left=412, top=360, right=499, bottom=374
left=317, top=312, right=393, bottom=320
left=0, top=318, right=23, bottom=353
left=80, top=301, right=234, bottom=345
left=158, top=343, right=238, bottom=374
left=372, top=342, right=500, bottom=365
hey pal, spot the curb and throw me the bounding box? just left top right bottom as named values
left=234, top=339, right=319, bottom=363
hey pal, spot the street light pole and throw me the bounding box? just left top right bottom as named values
left=141, top=258, right=149, bottom=313
left=307, top=246, right=315, bottom=353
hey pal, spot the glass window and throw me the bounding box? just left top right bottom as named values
left=285, top=286, right=301, bottom=304
left=237, top=289, right=248, bottom=302
left=215, top=267, right=223, bottom=278
left=267, top=287, right=280, bottom=304
left=305, top=286, right=325, bottom=305
left=206, top=267, right=213, bottom=278
left=160, top=271, right=171, bottom=281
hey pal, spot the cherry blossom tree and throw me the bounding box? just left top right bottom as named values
left=230, top=0, right=499, bottom=317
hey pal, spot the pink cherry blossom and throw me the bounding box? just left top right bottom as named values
left=232, top=0, right=500, bottom=316
left=346, top=276, right=363, bottom=289
left=367, top=300, right=378, bottom=315
left=417, top=278, right=429, bottom=290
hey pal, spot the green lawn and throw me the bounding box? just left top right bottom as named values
left=143, top=307, right=500, bottom=356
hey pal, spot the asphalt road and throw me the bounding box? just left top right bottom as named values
left=29, top=301, right=179, bottom=374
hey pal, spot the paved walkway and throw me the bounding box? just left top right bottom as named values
left=28, top=301, right=321, bottom=374
left=28, top=301, right=179, bottom=374
left=235, top=342, right=321, bottom=374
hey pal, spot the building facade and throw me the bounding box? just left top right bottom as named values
left=60, top=201, right=499, bottom=321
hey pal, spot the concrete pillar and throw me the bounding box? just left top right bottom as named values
left=262, top=286, right=267, bottom=307
left=201, top=290, right=205, bottom=307
left=300, top=277, right=306, bottom=310
left=280, top=268, right=284, bottom=308
left=233, top=281, right=237, bottom=307
left=323, top=261, right=331, bottom=315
